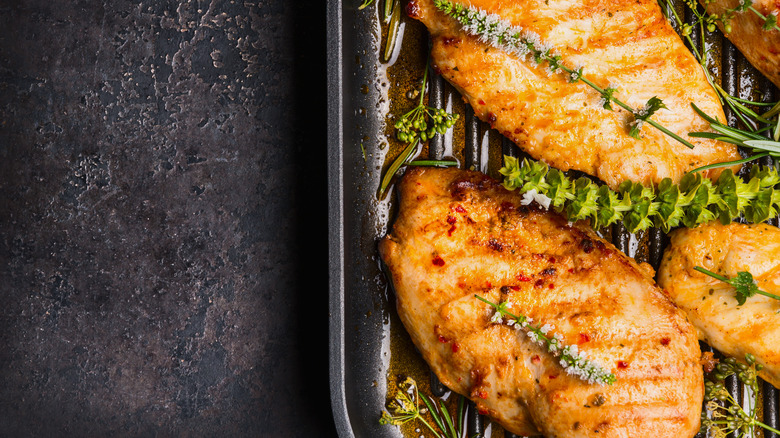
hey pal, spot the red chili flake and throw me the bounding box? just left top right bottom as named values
left=485, top=282, right=492, bottom=289
left=579, top=333, right=591, bottom=344
left=487, top=112, right=497, bottom=123
left=549, top=374, right=558, bottom=380
left=478, top=99, right=486, bottom=105
left=438, top=335, right=449, bottom=343
left=478, top=408, right=488, bottom=415
left=446, top=215, right=457, bottom=224
left=451, top=343, right=460, bottom=353
left=548, top=257, right=556, bottom=263
left=447, top=225, right=456, bottom=236
left=534, top=279, right=544, bottom=288
left=478, top=391, right=488, bottom=399
left=516, top=273, right=531, bottom=282
left=531, top=355, right=540, bottom=364
left=432, top=255, right=445, bottom=266
left=567, top=268, right=574, bottom=273
left=487, top=239, right=503, bottom=252
left=455, top=205, right=467, bottom=213
left=548, top=283, right=555, bottom=289
left=617, top=361, right=629, bottom=369
left=661, top=337, right=671, bottom=346
left=405, top=0, right=421, bottom=18
left=509, top=285, right=520, bottom=291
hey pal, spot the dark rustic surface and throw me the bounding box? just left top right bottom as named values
left=0, top=0, right=333, bottom=436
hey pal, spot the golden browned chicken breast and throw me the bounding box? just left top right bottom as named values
left=658, top=222, right=780, bottom=388
left=379, top=167, right=703, bottom=437
left=704, top=0, right=780, bottom=88
left=408, top=0, right=741, bottom=189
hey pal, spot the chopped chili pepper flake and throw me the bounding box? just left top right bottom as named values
left=548, top=283, right=555, bottom=289
left=531, top=355, right=541, bottom=364
left=451, top=343, right=460, bottom=353
left=549, top=374, right=558, bottom=379
left=579, top=333, right=591, bottom=344
left=617, top=361, right=629, bottom=369
left=448, top=225, right=456, bottom=236
left=446, top=215, right=457, bottom=224
left=509, top=285, right=520, bottom=291
left=432, top=255, right=445, bottom=266
left=478, top=391, right=488, bottom=399
left=516, top=273, right=531, bottom=282
left=660, top=337, right=671, bottom=346
left=485, top=281, right=492, bottom=289
left=438, top=335, right=449, bottom=343
left=455, top=205, right=467, bottom=213
left=534, top=279, right=544, bottom=288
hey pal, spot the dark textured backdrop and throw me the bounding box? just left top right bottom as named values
left=0, top=0, right=334, bottom=436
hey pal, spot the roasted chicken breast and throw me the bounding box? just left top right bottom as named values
left=408, top=0, right=741, bottom=189
left=658, top=222, right=780, bottom=388
left=704, top=0, right=780, bottom=89
left=379, top=167, right=703, bottom=437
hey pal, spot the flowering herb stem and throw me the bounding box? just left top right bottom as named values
left=693, top=266, right=780, bottom=305
left=500, top=155, right=780, bottom=232
left=475, top=295, right=616, bottom=385
left=433, top=0, right=695, bottom=149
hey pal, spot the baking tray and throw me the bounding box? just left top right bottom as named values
left=328, top=0, right=780, bottom=436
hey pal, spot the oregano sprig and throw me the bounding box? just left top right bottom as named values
left=433, top=0, right=696, bottom=149
left=476, top=295, right=617, bottom=385
left=693, top=266, right=780, bottom=306
left=499, top=155, right=780, bottom=232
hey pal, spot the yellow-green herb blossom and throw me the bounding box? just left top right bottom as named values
left=380, top=377, right=468, bottom=438
left=432, top=0, right=695, bottom=149
left=701, top=354, right=780, bottom=438
left=476, top=295, right=617, bottom=386
left=500, top=156, right=780, bottom=232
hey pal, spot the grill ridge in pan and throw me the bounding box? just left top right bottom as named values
left=327, top=0, right=780, bottom=436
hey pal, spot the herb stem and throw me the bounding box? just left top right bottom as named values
left=687, top=152, right=770, bottom=174
left=693, top=266, right=730, bottom=283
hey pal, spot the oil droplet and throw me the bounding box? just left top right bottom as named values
left=361, top=84, right=369, bottom=95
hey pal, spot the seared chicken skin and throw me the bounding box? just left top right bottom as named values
left=704, top=0, right=780, bottom=89
left=379, top=168, right=703, bottom=437
left=658, top=222, right=780, bottom=388
left=407, top=0, right=741, bottom=189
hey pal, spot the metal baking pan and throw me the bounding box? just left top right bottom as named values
left=328, top=0, right=780, bottom=436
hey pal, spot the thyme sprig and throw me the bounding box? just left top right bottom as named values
left=500, top=155, right=780, bottom=232
left=433, top=0, right=695, bottom=148
left=380, top=58, right=459, bottom=196
left=693, top=266, right=780, bottom=305
left=380, top=377, right=470, bottom=438
left=701, top=354, right=780, bottom=438
left=476, top=295, right=617, bottom=385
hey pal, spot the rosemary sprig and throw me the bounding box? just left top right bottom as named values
left=433, top=0, right=695, bottom=149
left=408, top=159, right=459, bottom=167
left=687, top=104, right=780, bottom=171
left=380, top=58, right=459, bottom=196
left=701, top=354, right=780, bottom=437
left=693, top=266, right=780, bottom=306
left=476, top=295, right=617, bottom=385
left=500, top=155, right=780, bottom=232
left=383, top=0, right=402, bottom=62
left=380, top=377, right=469, bottom=438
